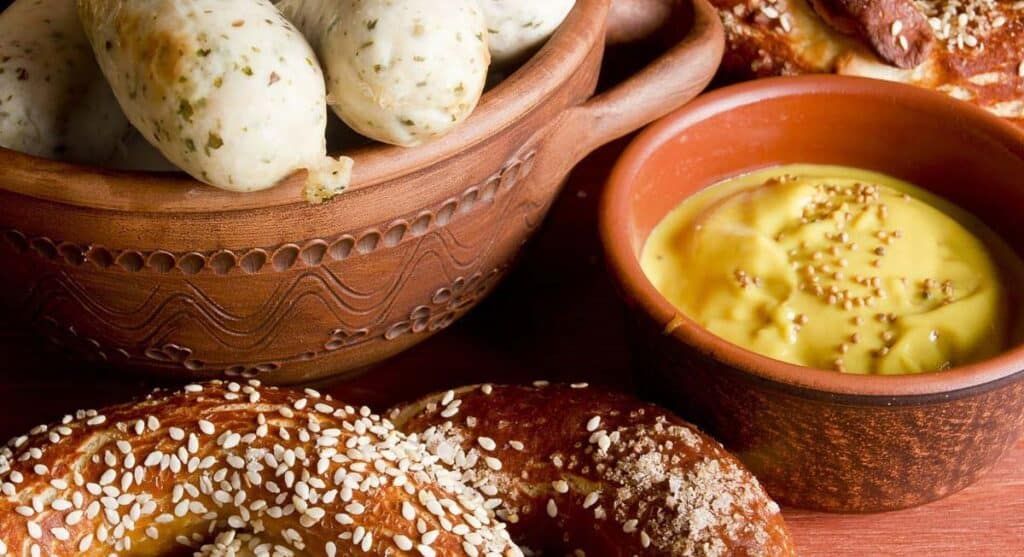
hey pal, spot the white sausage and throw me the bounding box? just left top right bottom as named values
left=78, top=0, right=350, bottom=196
left=280, top=0, right=490, bottom=147
left=479, top=0, right=575, bottom=66
left=0, top=0, right=130, bottom=164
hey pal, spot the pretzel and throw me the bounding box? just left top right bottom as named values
left=809, top=0, right=935, bottom=67
left=390, top=383, right=795, bottom=556
left=713, top=0, right=1024, bottom=125
left=0, top=381, right=518, bottom=556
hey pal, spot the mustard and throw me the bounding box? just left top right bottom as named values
left=640, top=164, right=1022, bottom=375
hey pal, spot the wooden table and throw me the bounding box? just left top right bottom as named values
left=1, top=141, right=1020, bottom=555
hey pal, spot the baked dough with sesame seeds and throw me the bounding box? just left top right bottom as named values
left=0, top=381, right=520, bottom=557
left=712, top=0, right=1024, bottom=125
left=390, top=383, right=794, bottom=556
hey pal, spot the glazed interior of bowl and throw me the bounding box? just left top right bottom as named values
left=603, top=75, right=1024, bottom=397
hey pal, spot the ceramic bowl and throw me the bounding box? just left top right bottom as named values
left=600, top=75, right=1024, bottom=512
left=0, top=0, right=724, bottom=384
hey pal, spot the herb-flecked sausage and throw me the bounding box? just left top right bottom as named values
left=0, top=0, right=130, bottom=163
left=279, top=0, right=490, bottom=147
left=78, top=0, right=350, bottom=195
left=478, top=0, right=575, bottom=66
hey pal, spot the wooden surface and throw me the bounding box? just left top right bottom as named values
left=0, top=141, right=1021, bottom=555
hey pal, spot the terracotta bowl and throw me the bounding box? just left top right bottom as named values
left=600, top=75, right=1024, bottom=512
left=0, top=0, right=723, bottom=384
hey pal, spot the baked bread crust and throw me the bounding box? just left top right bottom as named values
left=390, top=383, right=795, bottom=557
left=713, top=0, right=1024, bottom=124
left=0, top=381, right=518, bottom=556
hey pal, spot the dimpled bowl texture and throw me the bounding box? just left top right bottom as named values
left=0, top=0, right=724, bottom=384
left=600, top=76, right=1024, bottom=512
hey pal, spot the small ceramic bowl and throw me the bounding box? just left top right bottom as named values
left=600, top=76, right=1024, bottom=512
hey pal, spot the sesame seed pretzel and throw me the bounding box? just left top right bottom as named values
left=389, top=383, right=795, bottom=556
left=0, top=381, right=518, bottom=557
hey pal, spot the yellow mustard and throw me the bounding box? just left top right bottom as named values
left=640, top=164, right=1023, bottom=375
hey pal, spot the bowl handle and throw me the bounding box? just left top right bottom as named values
left=557, top=0, right=724, bottom=165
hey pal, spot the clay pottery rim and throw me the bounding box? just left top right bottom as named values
left=601, top=75, right=1024, bottom=400
left=0, top=0, right=664, bottom=213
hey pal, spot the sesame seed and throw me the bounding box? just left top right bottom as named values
left=552, top=480, right=570, bottom=493
left=222, top=432, right=241, bottom=449
left=51, top=499, right=71, bottom=511
left=394, top=535, right=414, bottom=550
left=198, top=420, right=215, bottom=434
left=402, top=501, right=416, bottom=520
left=345, top=502, right=365, bottom=515
left=546, top=499, right=558, bottom=517
left=98, top=469, right=116, bottom=485
left=586, top=416, right=602, bottom=432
